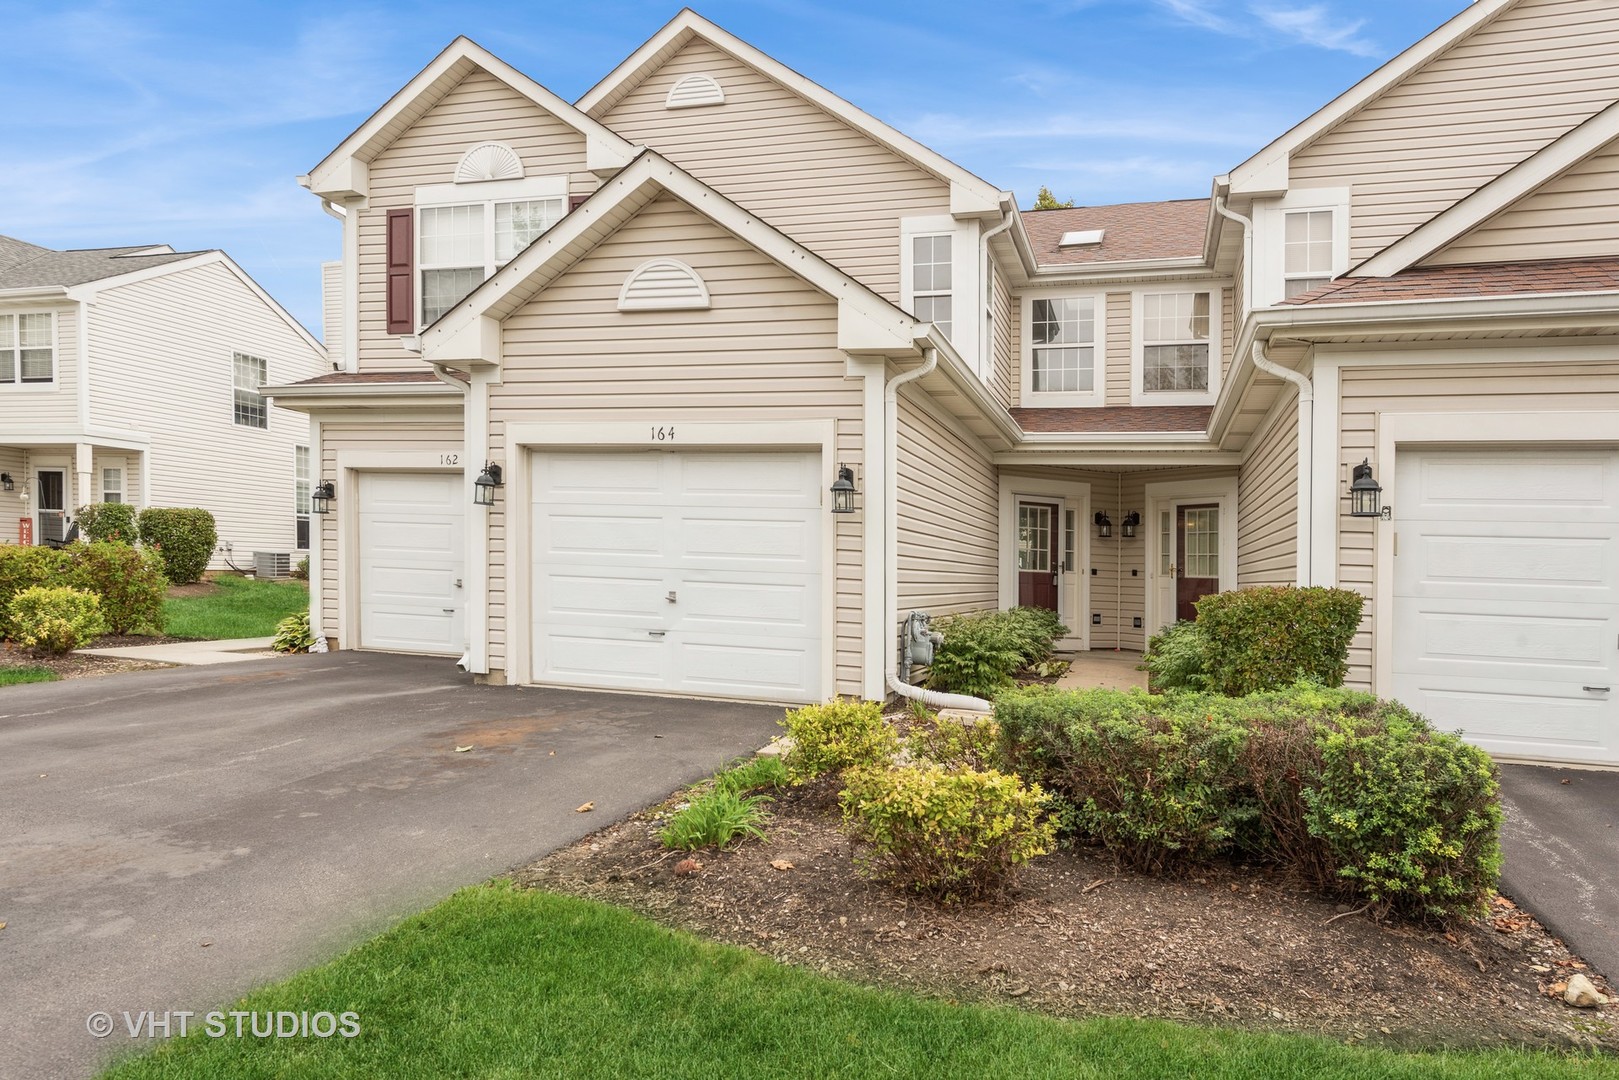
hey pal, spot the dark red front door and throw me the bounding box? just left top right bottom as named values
left=1016, top=502, right=1059, bottom=610
left=1175, top=503, right=1220, bottom=621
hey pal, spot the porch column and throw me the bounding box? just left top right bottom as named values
left=74, top=443, right=93, bottom=516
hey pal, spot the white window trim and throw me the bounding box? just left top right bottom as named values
left=414, top=175, right=569, bottom=329
left=231, top=351, right=269, bottom=430
left=1252, top=186, right=1351, bottom=308
left=1128, top=284, right=1225, bottom=407
left=294, top=444, right=311, bottom=551
left=100, top=463, right=125, bottom=504
left=899, top=215, right=980, bottom=375
left=0, top=310, right=59, bottom=389
left=1018, top=287, right=1107, bottom=408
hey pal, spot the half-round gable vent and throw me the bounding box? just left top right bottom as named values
left=665, top=73, right=726, bottom=109
left=454, top=142, right=524, bottom=183
left=618, top=259, right=711, bottom=311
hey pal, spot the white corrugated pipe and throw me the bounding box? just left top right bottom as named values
left=886, top=672, right=992, bottom=713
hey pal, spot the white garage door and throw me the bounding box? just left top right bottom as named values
left=532, top=450, right=823, bottom=703
left=357, top=472, right=466, bottom=656
left=1392, top=448, right=1619, bottom=766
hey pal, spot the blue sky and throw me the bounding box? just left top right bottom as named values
left=0, top=0, right=1471, bottom=337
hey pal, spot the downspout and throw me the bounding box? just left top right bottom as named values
left=319, top=198, right=358, bottom=373
left=883, top=346, right=994, bottom=712
left=430, top=363, right=480, bottom=674
left=1212, top=195, right=1253, bottom=317
left=979, top=208, right=1015, bottom=380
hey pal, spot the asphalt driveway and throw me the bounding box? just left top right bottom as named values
left=0, top=652, right=781, bottom=1080
left=1497, top=764, right=1619, bottom=984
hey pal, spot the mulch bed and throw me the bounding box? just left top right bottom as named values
left=519, top=776, right=1617, bottom=1054
left=0, top=645, right=170, bottom=679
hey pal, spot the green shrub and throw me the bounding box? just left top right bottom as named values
left=136, top=507, right=218, bottom=584
left=905, top=712, right=1003, bottom=771
left=840, top=764, right=1056, bottom=903
left=272, top=610, right=316, bottom=653
left=8, top=586, right=106, bottom=654
left=291, top=556, right=310, bottom=581
left=660, top=788, right=771, bottom=851
left=75, top=502, right=139, bottom=544
left=1303, top=706, right=1502, bottom=918
left=1195, top=586, right=1365, bottom=696
left=70, top=542, right=167, bottom=635
left=1140, top=619, right=1210, bottom=693
left=780, top=700, right=898, bottom=782
left=926, top=608, right=1068, bottom=700
left=713, top=755, right=788, bottom=796
left=0, top=546, right=74, bottom=639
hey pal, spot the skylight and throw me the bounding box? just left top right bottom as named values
left=1058, top=229, right=1105, bottom=247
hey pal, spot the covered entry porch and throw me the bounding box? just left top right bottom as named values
left=0, top=435, right=147, bottom=547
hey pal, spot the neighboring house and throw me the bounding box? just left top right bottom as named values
left=0, top=237, right=327, bottom=566
left=272, top=1, right=1618, bottom=768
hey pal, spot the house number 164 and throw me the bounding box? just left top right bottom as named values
left=650, top=426, right=675, bottom=441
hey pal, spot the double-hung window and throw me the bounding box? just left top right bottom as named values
left=294, top=445, right=311, bottom=550
left=1030, top=297, right=1096, bottom=395
left=1141, top=292, right=1211, bottom=393
left=418, top=189, right=565, bottom=325
left=101, top=467, right=123, bottom=504
left=232, top=353, right=268, bottom=429
left=1283, top=210, right=1334, bottom=298
left=910, top=234, right=953, bottom=339
left=0, top=313, right=54, bottom=384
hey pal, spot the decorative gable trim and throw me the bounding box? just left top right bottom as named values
left=618, top=258, right=711, bottom=310
left=455, top=142, right=525, bottom=183
left=665, top=73, right=725, bottom=109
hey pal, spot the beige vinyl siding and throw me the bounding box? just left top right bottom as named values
left=490, top=192, right=866, bottom=695
left=1337, top=357, right=1619, bottom=688
left=0, top=303, right=78, bottom=428
left=1291, top=0, right=1619, bottom=261
left=87, top=261, right=326, bottom=565
left=1236, top=395, right=1299, bottom=587
left=895, top=388, right=999, bottom=621
left=1104, top=292, right=1131, bottom=406
left=357, top=69, right=593, bottom=371
left=321, top=261, right=343, bottom=361
left=1426, top=138, right=1619, bottom=266
left=0, top=447, right=24, bottom=536
left=316, top=417, right=464, bottom=643
left=988, top=259, right=1014, bottom=410
left=597, top=38, right=951, bottom=304
left=1220, top=287, right=1235, bottom=380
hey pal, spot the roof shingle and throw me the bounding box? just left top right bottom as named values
left=1282, top=256, right=1619, bottom=306
left=1022, top=200, right=1209, bottom=266
left=0, top=237, right=208, bottom=290
left=1012, top=405, right=1211, bottom=434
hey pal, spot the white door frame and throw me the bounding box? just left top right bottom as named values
left=1143, top=475, right=1238, bottom=633
left=32, top=463, right=69, bottom=545
left=1373, top=410, right=1619, bottom=698
left=999, top=476, right=1091, bottom=648
left=504, top=419, right=839, bottom=698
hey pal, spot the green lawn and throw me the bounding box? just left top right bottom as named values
left=162, top=575, right=308, bottom=640
left=0, top=665, right=59, bottom=686
left=100, top=884, right=1617, bottom=1080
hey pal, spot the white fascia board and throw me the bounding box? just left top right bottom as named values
left=1356, top=98, right=1619, bottom=277
left=425, top=314, right=502, bottom=367
left=995, top=449, right=1238, bottom=466
left=1228, top=0, right=1513, bottom=194
left=306, top=157, right=370, bottom=201
left=1026, top=256, right=1211, bottom=283
left=837, top=303, right=921, bottom=356
left=576, top=11, right=1004, bottom=211
left=0, top=286, right=69, bottom=301
left=263, top=381, right=464, bottom=413
left=923, top=330, right=1023, bottom=450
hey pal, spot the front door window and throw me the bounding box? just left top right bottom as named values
left=1175, top=503, right=1220, bottom=621
left=1016, top=502, right=1060, bottom=611
left=37, top=470, right=66, bottom=543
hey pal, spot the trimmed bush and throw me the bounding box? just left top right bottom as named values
left=1140, top=619, right=1210, bottom=693
left=136, top=507, right=217, bottom=584
left=291, top=556, right=310, bottom=581
left=995, top=683, right=1502, bottom=919
left=75, top=502, right=139, bottom=544
left=926, top=607, right=1070, bottom=700
left=71, top=542, right=167, bottom=635
left=1195, top=586, right=1365, bottom=696
left=9, top=586, right=106, bottom=654
left=779, top=700, right=899, bottom=782
left=840, top=764, right=1056, bottom=903
left=0, top=546, right=74, bottom=639
left=272, top=610, right=315, bottom=653
left=905, top=712, right=1003, bottom=771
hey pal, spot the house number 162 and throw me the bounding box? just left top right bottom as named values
left=650, top=426, right=675, bottom=442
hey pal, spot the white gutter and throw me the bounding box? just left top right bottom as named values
left=1212, top=196, right=1254, bottom=316
left=883, top=346, right=994, bottom=713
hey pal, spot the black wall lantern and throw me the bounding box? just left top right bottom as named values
left=1349, top=458, right=1384, bottom=518
left=474, top=462, right=504, bottom=507
left=830, top=464, right=859, bottom=514
left=1094, top=511, right=1112, bottom=539
left=310, top=480, right=335, bottom=514
left=0, top=473, right=12, bottom=492
left=1120, top=511, right=1141, bottom=539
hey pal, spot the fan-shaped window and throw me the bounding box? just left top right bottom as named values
left=618, top=259, right=711, bottom=311
left=665, top=74, right=725, bottom=109
left=454, top=142, right=524, bottom=184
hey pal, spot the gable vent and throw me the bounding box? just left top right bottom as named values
left=618, top=259, right=711, bottom=311
left=665, top=74, right=726, bottom=109
left=454, top=142, right=525, bottom=184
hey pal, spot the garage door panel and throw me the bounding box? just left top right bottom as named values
left=540, top=511, right=665, bottom=559
left=673, top=639, right=818, bottom=696
left=1411, top=454, right=1618, bottom=520
left=1394, top=604, right=1612, bottom=673
left=677, top=453, right=821, bottom=505
left=679, top=576, right=818, bottom=634
left=538, top=452, right=664, bottom=497
left=1402, top=532, right=1614, bottom=597
left=678, top=515, right=816, bottom=568
left=360, top=608, right=460, bottom=652
left=542, top=630, right=667, bottom=686
left=362, top=471, right=461, bottom=511
left=357, top=472, right=465, bottom=657
left=1392, top=677, right=1615, bottom=765
left=541, top=568, right=668, bottom=622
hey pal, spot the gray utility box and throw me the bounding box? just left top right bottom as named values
left=254, top=551, right=292, bottom=580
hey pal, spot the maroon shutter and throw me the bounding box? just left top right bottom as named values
left=568, top=194, right=589, bottom=213
left=385, top=209, right=414, bottom=335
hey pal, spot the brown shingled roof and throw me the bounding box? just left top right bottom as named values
left=1012, top=406, right=1211, bottom=434
left=1282, top=256, right=1619, bottom=306
left=1022, top=200, right=1209, bottom=266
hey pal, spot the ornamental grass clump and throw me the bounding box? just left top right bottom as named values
left=659, top=788, right=772, bottom=851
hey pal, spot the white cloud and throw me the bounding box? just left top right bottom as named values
left=1156, top=0, right=1235, bottom=33
left=1251, top=5, right=1380, bottom=57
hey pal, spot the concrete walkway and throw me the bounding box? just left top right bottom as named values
left=1055, top=649, right=1148, bottom=691
left=78, top=637, right=276, bottom=666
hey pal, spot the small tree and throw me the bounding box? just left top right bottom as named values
left=1031, top=185, right=1075, bottom=210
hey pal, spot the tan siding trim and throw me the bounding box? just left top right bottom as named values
left=896, top=388, right=999, bottom=622
left=1237, top=394, right=1299, bottom=587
